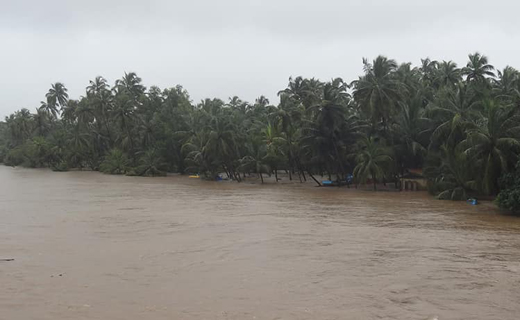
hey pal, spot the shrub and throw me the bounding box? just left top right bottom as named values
left=99, top=149, right=130, bottom=174
left=496, top=162, right=520, bottom=213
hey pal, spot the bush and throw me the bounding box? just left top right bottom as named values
left=4, top=146, right=25, bottom=166
left=99, top=149, right=130, bottom=174
left=496, top=162, right=520, bottom=213
left=135, top=149, right=167, bottom=176
left=3, top=137, right=52, bottom=168
left=51, top=160, right=69, bottom=172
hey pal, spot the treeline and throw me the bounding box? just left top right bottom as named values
left=2, top=53, right=520, bottom=203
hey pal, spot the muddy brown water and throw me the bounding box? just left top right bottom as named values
left=1, top=166, right=520, bottom=320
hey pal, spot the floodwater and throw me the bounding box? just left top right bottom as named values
left=1, top=167, right=520, bottom=320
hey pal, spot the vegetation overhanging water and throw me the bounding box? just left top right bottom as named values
left=2, top=53, right=520, bottom=211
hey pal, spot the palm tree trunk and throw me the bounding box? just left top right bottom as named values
left=300, top=169, right=307, bottom=182
left=371, top=169, right=377, bottom=191
left=295, top=159, right=307, bottom=182
left=332, top=140, right=346, bottom=182
left=177, top=148, right=185, bottom=174
left=103, top=111, right=113, bottom=147
left=259, top=173, right=264, bottom=184
left=307, top=170, right=322, bottom=187
left=222, top=164, right=230, bottom=179
left=229, top=164, right=241, bottom=182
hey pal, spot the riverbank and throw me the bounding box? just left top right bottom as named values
left=4, top=164, right=502, bottom=207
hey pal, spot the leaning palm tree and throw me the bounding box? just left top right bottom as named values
left=352, top=136, right=393, bottom=190
left=458, top=101, right=520, bottom=195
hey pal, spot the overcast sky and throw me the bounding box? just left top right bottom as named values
left=1, top=0, right=519, bottom=117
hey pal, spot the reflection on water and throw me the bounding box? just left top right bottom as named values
left=1, top=166, right=520, bottom=320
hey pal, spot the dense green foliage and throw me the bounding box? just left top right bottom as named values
left=3, top=53, right=520, bottom=201
left=496, top=162, right=520, bottom=213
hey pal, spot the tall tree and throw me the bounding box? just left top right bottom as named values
left=352, top=56, right=405, bottom=130
left=45, top=82, right=69, bottom=116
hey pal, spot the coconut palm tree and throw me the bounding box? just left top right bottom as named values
left=428, top=82, right=481, bottom=149
left=14, top=109, right=33, bottom=142
left=89, top=87, right=114, bottom=145
left=458, top=101, right=520, bottom=194
left=111, top=94, right=136, bottom=155
left=462, top=52, right=495, bottom=84
left=206, top=114, right=239, bottom=178
left=136, top=149, right=167, bottom=176
left=392, top=94, right=431, bottom=169
left=261, top=122, right=286, bottom=181
left=115, top=72, right=145, bottom=100
left=419, top=58, right=439, bottom=87
left=61, top=99, right=79, bottom=124
left=304, top=79, right=351, bottom=179
left=255, top=95, right=270, bottom=107
left=493, top=66, right=520, bottom=100
left=33, top=107, right=51, bottom=137
left=424, top=145, right=476, bottom=200
left=39, top=100, right=59, bottom=119
left=352, top=56, right=405, bottom=130
left=436, top=61, right=461, bottom=88
left=99, top=149, right=130, bottom=174
left=278, top=76, right=306, bottom=102
left=352, top=136, right=393, bottom=190
left=87, top=76, right=109, bottom=96
left=239, top=142, right=270, bottom=183
left=45, top=82, right=69, bottom=115
left=182, top=131, right=221, bottom=178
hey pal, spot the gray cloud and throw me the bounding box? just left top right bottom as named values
left=1, top=0, right=520, bottom=117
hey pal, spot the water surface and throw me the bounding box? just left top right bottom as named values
left=1, top=166, right=519, bottom=320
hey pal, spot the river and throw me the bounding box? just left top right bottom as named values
left=1, top=166, right=519, bottom=320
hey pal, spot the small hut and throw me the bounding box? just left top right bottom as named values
left=401, top=169, right=426, bottom=191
